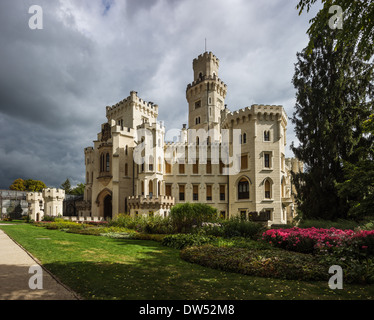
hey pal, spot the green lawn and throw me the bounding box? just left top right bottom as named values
left=1, top=223, right=373, bottom=300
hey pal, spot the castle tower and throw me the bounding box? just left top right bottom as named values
left=42, top=188, right=65, bottom=217
left=186, top=52, right=227, bottom=142
left=26, top=192, right=44, bottom=221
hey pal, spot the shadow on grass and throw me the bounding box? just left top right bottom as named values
left=39, top=238, right=374, bottom=301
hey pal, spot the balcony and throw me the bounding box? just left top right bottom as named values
left=128, top=195, right=175, bottom=210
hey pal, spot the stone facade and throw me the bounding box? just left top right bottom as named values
left=80, top=52, right=303, bottom=225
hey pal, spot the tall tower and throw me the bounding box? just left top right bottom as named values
left=186, top=52, right=227, bottom=141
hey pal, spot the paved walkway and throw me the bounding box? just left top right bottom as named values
left=0, top=228, right=79, bottom=300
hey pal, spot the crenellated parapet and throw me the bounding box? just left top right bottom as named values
left=106, top=91, right=158, bottom=121
left=222, top=104, right=288, bottom=129
left=42, top=188, right=65, bottom=201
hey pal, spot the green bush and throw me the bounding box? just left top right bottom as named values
left=161, top=234, right=217, bottom=250
left=214, top=237, right=275, bottom=250
left=170, top=203, right=217, bottom=233
left=42, top=215, right=56, bottom=222
left=180, top=245, right=329, bottom=281
left=220, top=217, right=266, bottom=240
left=109, top=214, right=175, bottom=234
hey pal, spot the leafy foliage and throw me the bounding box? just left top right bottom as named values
left=9, top=178, right=46, bottom=192
left=162, top=234, right=217, bottom=250
left=169, top=203, right=218, bottom=233
left=296, top=0, right=374, bottom=62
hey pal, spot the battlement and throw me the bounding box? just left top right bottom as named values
left=85, top=147, right=94, bottom=153
left=186, top=74, right=227, bottom=91
left=42, top=188, right=65, bottom=200
left=26, top=192, right=43, bottom=201
left=106, top=91, right=159, bottom=115
left=223, top=104, right=287, bottom=126
left=106, top=91, right=158, bottom=124
left=193, top=51, right=219, bottom=67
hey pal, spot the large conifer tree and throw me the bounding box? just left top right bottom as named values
left=291, top=27, right=374, bottom=220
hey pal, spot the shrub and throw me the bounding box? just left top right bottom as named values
left=170, top=203, right=217, bottom=233
left=180, top=245, right=329, bottom=281
left=214, top=237, right=275, bottom=251
left=42, top=215, right=56, bottom=222
left=161, top=234, right=217, bottom=250
left=220, top=218, right=266, bottom=240
left=262, top=227, right=374, bottom=257
left=109, top=214, right=175, bottom=234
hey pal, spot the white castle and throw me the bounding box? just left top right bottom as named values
left=26, top=188, right=65, bottom=221
left=78, top=52, right=302, bottom=225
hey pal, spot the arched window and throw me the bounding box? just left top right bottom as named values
left=238, top=178, right=249, bottom=200
left=265, top=180, right=271, bottom=199
left=106, top=153, right=110, bottom=172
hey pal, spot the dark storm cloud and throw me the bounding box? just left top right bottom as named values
left=0, top=0, right=320, bottom=189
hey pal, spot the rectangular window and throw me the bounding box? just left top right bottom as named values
left=193, top=161, right=199, bottom=174
left=240, top=211, right=247, bottom=221
left=220, top=185, right=226, bottom=201
left=206, top=184, right=212, bottom=201
left=241, top=154, right=248, bottom=170
left=195, top=100, right=201, bottom=109
left=165, top=184, right=172, bottom=197
left=219, top=160, right=225, bottom=174
left=193, top=185, right=199, bottom=201
left=264, top=153, right=271, bottom=168
left=179, top=163, right=185, bottom=174
left=179, top=184, right=185, bottom=201
left=165, top=161, right=171, bottom=174
left=206, top=160, right=212, bottom=174
left=264, top=131, right=270, bottom=142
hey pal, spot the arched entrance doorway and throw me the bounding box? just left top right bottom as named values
left=104, top=195, right=112, bottom=220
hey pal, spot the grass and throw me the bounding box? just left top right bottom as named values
left=1, top=223, right=373, bottom=300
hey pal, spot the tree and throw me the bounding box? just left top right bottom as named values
left=61, top=179, right=72, bottom=194
left=9, top=178, right=46, bottom=192
left=70, top=183, right=85, bottom=195
left=291, top=26, right=374, bottom=220
left=25, top=179, right=46, bottom=192
left=336, top=115, right=374, bottom=218
left=296, top=0, right=374, bottom=62
left=9, top=178, right=26, bottom=191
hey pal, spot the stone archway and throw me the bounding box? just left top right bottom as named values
left=96, top=188, right=113, bottom=219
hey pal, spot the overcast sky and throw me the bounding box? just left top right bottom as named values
left=0, top=0, right=321, bottom=189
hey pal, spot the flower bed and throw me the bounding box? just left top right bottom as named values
left=262, top=227, right=374, bottom=256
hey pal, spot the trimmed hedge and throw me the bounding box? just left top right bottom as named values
left=180, top=245, right=329, bottom=281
